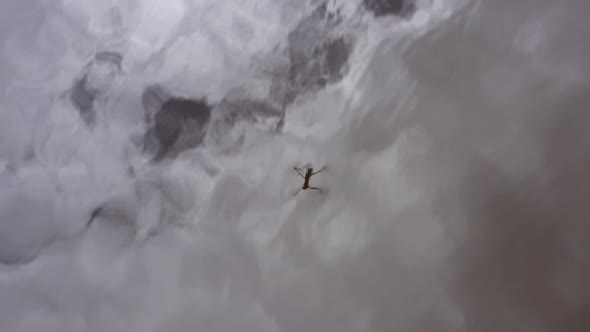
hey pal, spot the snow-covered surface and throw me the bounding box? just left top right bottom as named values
left=1, top=0, right=589, bottom=331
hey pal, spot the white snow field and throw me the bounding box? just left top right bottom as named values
left=1, top=0, right=589, bottom=331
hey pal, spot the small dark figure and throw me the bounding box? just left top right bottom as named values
left=293, top=164, right=327, bottom=195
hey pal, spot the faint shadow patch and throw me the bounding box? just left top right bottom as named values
left=70, top=51, right=122, bottom=126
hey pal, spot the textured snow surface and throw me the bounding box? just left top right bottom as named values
left=1, top=0, right=589, bottom=331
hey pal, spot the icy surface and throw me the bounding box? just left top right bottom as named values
left=1, top=0, right=590, bottom=331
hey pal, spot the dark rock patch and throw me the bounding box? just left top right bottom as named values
left=363, top=0, right=416, bottom=18
left=143, top=96, right=212, bottom=161
left=70, top=76, right=96, bottom=125
left=264, top=2, right=356, bottom=110
left=277, top=2, right=354, bottom=104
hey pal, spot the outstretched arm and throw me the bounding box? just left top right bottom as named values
left=312, top=166, right=327, bottom=175
left=293, top=167, right=305, bottom=178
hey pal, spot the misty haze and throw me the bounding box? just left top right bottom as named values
left=0, top=0, right=589, bottom=331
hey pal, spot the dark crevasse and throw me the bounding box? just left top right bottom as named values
left=363, top=0, right=416, bottom=18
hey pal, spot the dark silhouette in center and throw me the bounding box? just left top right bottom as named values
left=293, top=164, right=327, bottom=195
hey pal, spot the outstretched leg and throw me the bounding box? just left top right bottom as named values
left=308, top=186, right=322, bottom=193
left=293, top=167, right=305, bottom=178
left=312, top=166, right=327, bottom=175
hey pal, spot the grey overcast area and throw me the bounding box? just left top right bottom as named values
left=0, top=0, right=589, bottom=331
